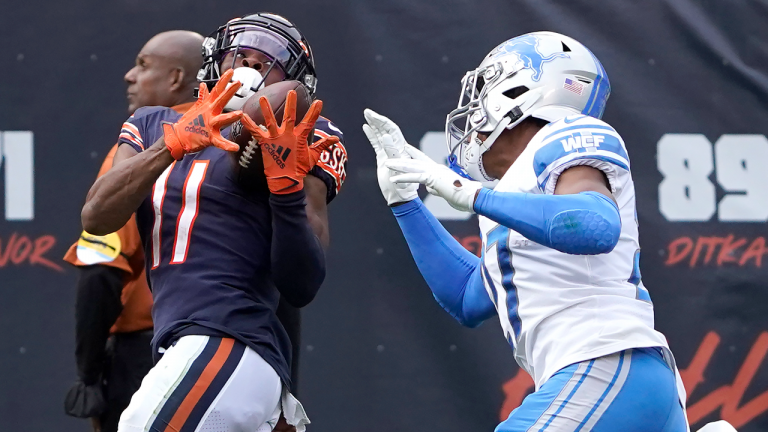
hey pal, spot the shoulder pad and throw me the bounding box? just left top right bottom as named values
left=131, top=105, right=176, bottom=120
left=119, top=106, right=178, bottom=152
left=532, top=115, right=630, bottom=193
left=315, top=116, right=344, bottom=141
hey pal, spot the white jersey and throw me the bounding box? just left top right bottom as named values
left=479, top=115, right=670, bottom=389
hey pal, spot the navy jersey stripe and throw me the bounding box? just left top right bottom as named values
left=180, top=340, right=247, bottom=432
left=150, top=337, right=222, bottom=431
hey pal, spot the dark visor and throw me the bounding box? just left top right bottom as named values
left=223, top=28, right=293, bottom=69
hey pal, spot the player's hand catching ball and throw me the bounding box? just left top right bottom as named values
left=162, top=69, right=244, bottom=160
left=240, top=90, right=338, bottom=194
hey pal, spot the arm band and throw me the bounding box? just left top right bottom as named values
left=392, top=198, right=495, bottom=327
left=473, top=190, right=621, bottom=255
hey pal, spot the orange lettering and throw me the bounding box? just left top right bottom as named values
left=30, top=235, right=62, bottom=272
left=680, top=331, right=720, bottom=396
left=0, top=233, right=62, bottom=272
left=0, top=232, right=17, bottom=267
left=690, top=236, right=725, bottom=267
left=666, top=237, right=693, bottom=266
left=739, top=237, right=767, bottom=267
left=10, top=235, right=32, bottom=264
left=717, top=235, right=747, bottom=266
left=685, top=332, right=768, bottom=429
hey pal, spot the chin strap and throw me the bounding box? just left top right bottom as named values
left=448, top=155, right=475, bottom=180
left=449, top=105, right=523, bottom=182
left=467, top=113, right=513, bottom=182
left=480, top=114, right=512, bottom=151
left=483, top=102, right=526, bottom=148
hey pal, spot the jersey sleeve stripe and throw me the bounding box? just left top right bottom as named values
left=315, top=161, right=343, bottom=193
left=534, top=132, right=629, bottom=180
left=537, top=150, right=629, bottom=183
left=120, top=128, right=143, bottom=144
left=122, top=122, right=141, bottom=137
left=313, top=129, right=331, bottom=139
left=119, top=133, right=143, bottom=146
left=118, top=133, right=144, bottom=152
left=325, top=121, right=344, bottom=136
left=538, top=154, right=629, bottom=193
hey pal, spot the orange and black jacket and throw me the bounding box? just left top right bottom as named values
left=62, top=103, right=194, bottom=383
left=63, top=143, right=154, bottom=384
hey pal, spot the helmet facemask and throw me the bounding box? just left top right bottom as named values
left=198, top=14, right=318, bottom=97
left=445, top=61, right=536, bottom=185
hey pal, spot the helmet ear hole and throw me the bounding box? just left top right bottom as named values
left=503, top=86, right=529, bottom=100
left=475, top=76, right=486, bottom=94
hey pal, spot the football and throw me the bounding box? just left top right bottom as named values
left=229, top=80, right=313, bottom=191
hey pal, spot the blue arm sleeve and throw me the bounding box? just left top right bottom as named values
left=473, top=190, right=621, bottom=255
left=392, top=198, right=496, bottom=328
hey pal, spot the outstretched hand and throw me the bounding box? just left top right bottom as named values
left=240, top=90, right=338, bottom=195
left=162, top=69, right=244, bottom=160
left=386, top=145, right=483, bottom=213
left=362, top=109, right=419, bottom=206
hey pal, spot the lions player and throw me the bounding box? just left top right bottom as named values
left=364, top=32, right=689, bottom=431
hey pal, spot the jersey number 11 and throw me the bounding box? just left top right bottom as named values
left=150, top=161, right=209, bottom=268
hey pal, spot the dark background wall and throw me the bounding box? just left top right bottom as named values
left=1, top=1, right=767, bottom=431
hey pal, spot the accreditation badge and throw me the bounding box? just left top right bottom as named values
left=75, top=231, right=121, bottom=264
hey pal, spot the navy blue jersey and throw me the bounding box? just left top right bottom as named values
left=117, top=105, right=346, bottom=385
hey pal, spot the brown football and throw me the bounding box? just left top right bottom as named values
left=229, top=80, right=313, bottom=191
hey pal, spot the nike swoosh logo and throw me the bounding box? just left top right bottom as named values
left=563, top=115, right=586, bottom=124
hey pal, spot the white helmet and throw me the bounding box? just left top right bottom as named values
left=445, top=31, right=611, bottom=184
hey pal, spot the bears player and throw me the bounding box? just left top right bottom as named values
left=81, top=14, right=343, bottom=432
left=196, top=13, right=348, bottom=399
left=364, top=32, right=689, bottom=431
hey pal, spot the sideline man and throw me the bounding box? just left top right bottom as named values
left=63, top=30, right=204, bottom=432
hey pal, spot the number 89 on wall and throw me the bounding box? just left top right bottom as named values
left=657, top=134, right=768, bottom=222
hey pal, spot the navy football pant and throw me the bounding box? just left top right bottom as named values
left=498, top=348, right=688, bottom=432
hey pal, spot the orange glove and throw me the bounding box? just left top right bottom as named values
left=162, top=69, right=243, bottom=160
left=240, top=90, right=339, bottom=194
